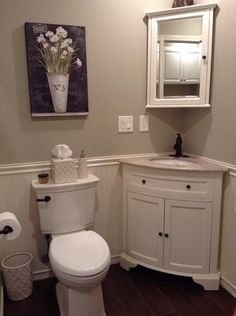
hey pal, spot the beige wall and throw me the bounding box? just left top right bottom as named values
left=0, top=0, right=183, bottom=165
left=183, top=0, right=236, bottom=294
left=1, top=0, right=236, bottom=297
left=183, top=0, right=236, bottom=165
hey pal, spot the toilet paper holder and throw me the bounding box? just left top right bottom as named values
left=0, top=225, right=13, bottom=235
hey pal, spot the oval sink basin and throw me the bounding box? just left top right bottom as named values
left=149, top=157, right=196, bottom=167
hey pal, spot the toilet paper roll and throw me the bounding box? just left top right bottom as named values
left=0, top=212, right=21, bottom=240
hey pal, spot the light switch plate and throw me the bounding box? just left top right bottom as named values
left=118, top=116, right=133, bottom=133
left=139, top=115, right=149, bottom=132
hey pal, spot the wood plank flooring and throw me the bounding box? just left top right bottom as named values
left=4, top=264, right=236, bottom=316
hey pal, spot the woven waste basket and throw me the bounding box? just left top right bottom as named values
left=1, top=252, right=33, bottom=301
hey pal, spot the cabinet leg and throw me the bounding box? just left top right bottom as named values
left=192, top=274, right=220, bottom=290
left=120, top=253, right=137, bottom=271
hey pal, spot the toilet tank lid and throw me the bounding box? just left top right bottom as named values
left=49, top=231, right=111, bottom=277
left=32, top=174, right=99, bottom=193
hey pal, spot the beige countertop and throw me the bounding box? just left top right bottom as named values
left=120, top=155, right=228, bottom=172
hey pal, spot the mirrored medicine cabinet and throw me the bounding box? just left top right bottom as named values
left=145, top=3, right=217, bottom=108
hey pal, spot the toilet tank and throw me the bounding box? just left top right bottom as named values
left=32, top=174, right=99, bottom=234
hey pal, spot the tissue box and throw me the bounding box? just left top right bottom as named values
left=51, top=158, right=77, bottom=184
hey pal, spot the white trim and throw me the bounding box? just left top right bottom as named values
left=0, top=161, right=51, bottom=175
left=196, top=155, right=236, bottom=173
left=0, top=153, right=235, bottom=176
left=0, top=153, right=158, bottom=176
left=221, top=276, right=236, bottom=298
left=32, top=268, right=55, bottom=281
left=32, top=255, right=121, bottom=281
left=110, top=254, right=121, bottom=265
left=145, top=3, right=218, bottom=17
left=32, top=112, right=88, bottom=117
left=146, top=104, right=211, bottom=109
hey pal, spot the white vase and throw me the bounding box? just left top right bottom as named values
left=47, top=73, right=69, bottom=113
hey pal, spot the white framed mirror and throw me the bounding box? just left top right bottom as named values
left=146, top=3, right=217, bottom=108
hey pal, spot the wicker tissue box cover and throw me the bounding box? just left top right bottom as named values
left=51, top=158, right=77, bottom=183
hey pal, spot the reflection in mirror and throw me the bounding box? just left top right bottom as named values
left=156, top=17, right=202, bottom=99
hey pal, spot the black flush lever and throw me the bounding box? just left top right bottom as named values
left=37, top=195, right=51, bottom=203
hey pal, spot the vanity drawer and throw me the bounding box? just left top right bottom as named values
left=129, top=173, right=214, bottom=201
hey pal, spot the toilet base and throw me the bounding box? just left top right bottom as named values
left=56, top=282, right=107, bottom=316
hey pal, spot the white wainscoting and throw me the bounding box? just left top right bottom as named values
left=0, top=153, right=154, bottom=278
left=0, top=153, right=236, bottom=297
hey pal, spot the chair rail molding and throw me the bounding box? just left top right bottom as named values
left=0, top=153, right=235, bottom=176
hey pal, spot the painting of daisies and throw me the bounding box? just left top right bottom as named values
left=25, top=22, right=88, bottom=116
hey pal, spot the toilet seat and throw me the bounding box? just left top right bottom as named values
left=49, top=230, right=110, bottom=277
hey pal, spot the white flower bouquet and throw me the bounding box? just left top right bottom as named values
left=37, top=26, right=82, bottom=73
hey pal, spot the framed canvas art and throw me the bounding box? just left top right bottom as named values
left=25, top=22, right=88, bottom=116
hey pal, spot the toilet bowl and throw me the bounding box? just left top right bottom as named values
left=49, top=230, right=111, bottom=289
left=49, top=230, right=111, bottom=316
left=32, top=175, right=111, bottom=316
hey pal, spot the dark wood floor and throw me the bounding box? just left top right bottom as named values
left=4, top=264, right=236, bottom=316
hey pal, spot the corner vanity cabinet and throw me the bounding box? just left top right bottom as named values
left=120, top=161, right=225, bottom=290
left=146, top=3, right=217, bottom=108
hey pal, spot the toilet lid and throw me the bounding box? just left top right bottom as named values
left=49, top=231, right=110, bottom=277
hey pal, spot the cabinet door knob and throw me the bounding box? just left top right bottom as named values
left=164, top=233, right=169, bottom=238
left=202, top=55, right=207, bottom=60
left=158, top=232, right=163, bottom=237
left=142, top=179, right=146, bottom=184
left=186, top=184, right=191, bottom=190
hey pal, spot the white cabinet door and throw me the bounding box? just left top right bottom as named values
left=182, top=50, right=200, bottom=83
left=164, top=199, right=212, bottom=273
left=164, top=49, right=200, bottom=84
left=127, top=192, right=164, bottom=267
left=165, top=50, right=182, bottom=83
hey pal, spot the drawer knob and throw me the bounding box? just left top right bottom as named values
left=186, top=184, right=191, bottom=190
left=142, top=179, right=146, bottom=184
left=164, top=233, right=169, bottom=238
left=158, top=232, right=163, bottom=237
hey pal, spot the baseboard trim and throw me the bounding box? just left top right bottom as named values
left=32, top=268, right=55, bottom=281
left=110, top=254, right=121, bottom=265
left=32, top=255, right=121, bottom=282
left=220, top=276, right=236, bottom=298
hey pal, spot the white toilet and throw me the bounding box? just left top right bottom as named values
left=32, top=174, right=111, bottom=316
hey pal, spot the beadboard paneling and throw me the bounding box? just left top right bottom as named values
left=0, top=153, right=236, bottom=291
left=0, top=171, right=49, bottom=273
left=0, top=157, right=125, bottom=274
